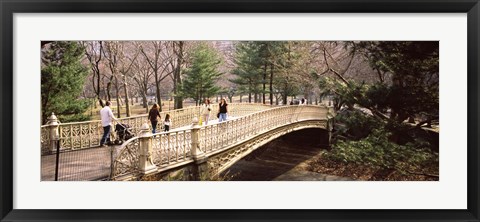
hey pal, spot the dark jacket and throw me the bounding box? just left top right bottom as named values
left=148, top=108, right=160, bottom=121
left=219, top=103, right=228, bottom=113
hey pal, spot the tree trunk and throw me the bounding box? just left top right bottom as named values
left=155, top=75, right=161, bottom=110
left=114, top=77, right=121, bottom=118
left=158, top=96, right=163, bottom=112
left=262, top=63, right=267, bottom=104
left=95, top=73, right=104, bottom=107
left=97, top=96, right=105, bottom=108
left=173, top=41, right=184, bottom=109
left=106, top=76, right=113, bottom=102
left=269, top=64, right=274, bottom=105
left=142, top=95, right=148, bottom=112
left=123, top=76, right=131, bottom=117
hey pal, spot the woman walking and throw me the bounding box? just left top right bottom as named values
left=148, top=104, right=161, bottom=134
left=201, top=99, right=211, bottom=125
left=218, top=98, right=228, bottom=122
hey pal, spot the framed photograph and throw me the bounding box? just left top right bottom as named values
left=1, top=0, right=479, bottom=221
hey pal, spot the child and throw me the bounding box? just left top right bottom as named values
left=164, top=114, right=171, bottom=132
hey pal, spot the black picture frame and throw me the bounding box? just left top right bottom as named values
left=1, top=0, right=479, bottom=221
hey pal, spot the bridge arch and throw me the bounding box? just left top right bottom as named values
left=206, top=119, right=331, bottom=176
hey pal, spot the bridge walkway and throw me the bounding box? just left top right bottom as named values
left=41, top=116, right=241, bottom=181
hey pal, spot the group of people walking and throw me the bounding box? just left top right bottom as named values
left=289, top=98, right=308, bottom=105
left=148, top=103, right=171, bottom=134
left=99, top=99, right=230, bottom=146
left=200, top=98, right=228, bottom=125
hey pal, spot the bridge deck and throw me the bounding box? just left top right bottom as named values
left=41, top=118, right=236, bottom=181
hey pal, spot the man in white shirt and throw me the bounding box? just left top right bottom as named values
left=100, top=101, right=117, bottom=146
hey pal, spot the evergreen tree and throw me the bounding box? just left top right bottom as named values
left=358, top=41, right=439, bottom=125
left=232, top=41, right=309, bottom=104
left=271, top=41, right=300, bottom=104
left=231, top=42, right=263, bottom=103
left=181, top=43, right=223, bottom=105
left=41, top=41, right=90, bottom=123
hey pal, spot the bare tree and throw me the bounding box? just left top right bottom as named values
left=132, top=53, right=154, bottom=113
left=139, top=41, right=173, bottom=112
left=83, top=41, right=105, bottom=107
left=309, top=41, right=381, bottom=110
left=103, top=41, right=123, bottom=118
left=117, top=42, right=140, bottom=117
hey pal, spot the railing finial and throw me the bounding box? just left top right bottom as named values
left=192, top=117, right=199, bottom=127
left=47, top=112, right=59, bottom=125
left=139, top=123, right=151, bottom=137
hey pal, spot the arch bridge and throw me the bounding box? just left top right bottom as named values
left=110, top=105, right=334, bottom=181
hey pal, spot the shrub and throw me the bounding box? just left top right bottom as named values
left=325, top=128, right=438, bottom=174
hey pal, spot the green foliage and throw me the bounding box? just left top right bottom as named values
left=322, top=41, right=439, bottom=125
left=363, top=83, right=391, bottom=112
left=232, top=41, right=308, bottom=104
left=231, top=42, right=264, bottom=96
left=357, top=41, right=439, bottom=123
left=41, top=41, right=90, bottom=123
left=181, top=43, right=223, bottom=104
left=334, top=109, right=382, bottom=140
left=325, top=127, right=438, bottom=174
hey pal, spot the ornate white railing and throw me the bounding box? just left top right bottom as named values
left=111, top=105, right=332, bottom=180
left=152, top=129, right=193, bottom=167
left=198, top=105, right=329, bottom=154
left=41, top=103, right=272, bottom=152
left=110, top=137, right=141, bottom=178
left=40, top=126, right=50, bottom=155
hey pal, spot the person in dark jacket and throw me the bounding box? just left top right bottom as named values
left=148, top=104, right=161, bottom=134
left=218, top=99, right=228, bottom=122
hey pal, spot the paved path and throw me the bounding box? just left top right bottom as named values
left=274, top=170, right=352, bottom=181
left=41, top=146, right=116, bottom=181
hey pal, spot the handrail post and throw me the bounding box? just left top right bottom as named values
left=138, top=123, right=158, bottom=175
left=190, top=117, right=206, bottom=160
left=47, top=113, right=60, bottom=154
left=190, top=117, right=208, bottom=180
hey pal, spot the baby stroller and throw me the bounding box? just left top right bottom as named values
left=114, top=123, right=134, bottom=145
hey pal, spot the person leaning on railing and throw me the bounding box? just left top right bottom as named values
left=100, top=101, right=117, bottom=147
